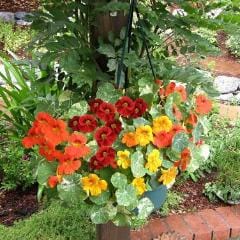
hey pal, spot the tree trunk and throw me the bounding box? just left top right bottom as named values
left=96, top=222, right=131, bottom=240
left=90, top=0, right=128, bottom=72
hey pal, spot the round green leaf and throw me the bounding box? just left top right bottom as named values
left=172, top=132, right=189, bottom=153
left=111, top=172, right=128, bottom=189
left=131, top=151, right=146, bottom=178
left=90, top=191, right=111, bottom=205
left=115, top=184, right=138, bottom=207
left=137, top=197, right=154, bottom=219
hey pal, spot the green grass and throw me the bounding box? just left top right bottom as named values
left=0, top=201, right=96, bottom=240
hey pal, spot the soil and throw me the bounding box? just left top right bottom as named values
left=201, top=31, right=240, bottom=77
left=0, top=0, right=39, bottom=12
left=171, top=172, right=226, bottom=215
left=0, top=186, right=38, bottom=226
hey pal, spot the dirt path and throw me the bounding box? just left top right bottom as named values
left=0, top=0, right=38, bottom=12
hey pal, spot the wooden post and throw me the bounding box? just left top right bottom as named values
left=96, top=222, right=131, bottom=240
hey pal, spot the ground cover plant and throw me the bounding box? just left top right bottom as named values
left=226, top=31, right=240, bottom=58
left=0, top=21, right=33, bottom=53
left=204, top=115, right=240, bottom=204
left=0, top=201, right=95, bottom=240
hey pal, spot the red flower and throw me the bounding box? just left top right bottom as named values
left=186, top=113, right=198, bottom=126
left=95, top=126, right=116, bottom=146
left=38, top=142, right=60, bottom=161
left=165, top=82, right=176, bottom=96
left=115, top=96, right=134, bottom=118
left=155, top=79, right=163, bottom=86
left=36, top=112, right=55, bottom=125
left=89, top=155, right=104, bottom=170
left=58, top=154, right=81, bottom=175
left=78, top=114, right=98, bottom=133
left=89, top=98, right=103, bottom=113
left=43, top=119, right=69, bottom=146
left=173, top=104, right=182, bottom=121
left=195, top=95, right=212, bottom=115
left=171, top=124, right=185, bottom=136
left=175, top=85, right=187, bottom=102
left=68, top=116, right=80, bottom=131
left=96, top=102, right=116, bottom=122
left=131, top=98, right=148, bottom=118
left=106, top=120, right=122, bottom=135
left=65, top=133, right=90, bottom=159
left=48, top=176, right=59, bottom=188
left=159, top=88, right=165, bottom=97
left=153, top=131, right=173, bottom=148
left=174, top=148, right=191, bottom=171
left=96, top=146, right=117, bottom=168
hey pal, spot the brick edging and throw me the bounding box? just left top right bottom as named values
left=131, top=205, right=240, bottom=240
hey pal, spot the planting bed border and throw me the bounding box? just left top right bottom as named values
left=131, top=205, right=240, bottom=240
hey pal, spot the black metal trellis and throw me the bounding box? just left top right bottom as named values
left=116, top=0, right=156, bottom=89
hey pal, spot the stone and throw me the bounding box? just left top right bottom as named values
left=0, top=12, right=15, bottom=22
left=16, top=20, right=31, bottom=26
left=15, top=11, right=28, bottom=20
left=234, top=92, right=240, bottom=102
left=217, top=93, right=234, bottom=102
left=214, top=75, right=240, bottom=94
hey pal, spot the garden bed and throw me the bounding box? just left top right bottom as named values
left=0, top=0, right=38, bottom=12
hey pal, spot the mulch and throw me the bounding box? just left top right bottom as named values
left=0, top=186, right=38, bottom=226
left=172, top=172, right=226, bottom=215
left=0, top=0, right=39, bottom=12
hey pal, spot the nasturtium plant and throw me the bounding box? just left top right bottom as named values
left=22, top=79, right=213, bottom=226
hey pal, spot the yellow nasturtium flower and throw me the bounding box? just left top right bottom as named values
left=81, top=174, right=107, bottom=196
left=117, top=150, right=131, bottom=169
left=158, top=167, right=178, bottom=185
left=135, top=125, right=153, bottom=146
left=132, top=177, right=146, bottom=195
left=145, top=149, right=162, bottom=173
left=153, top=116, right=173, bottom=134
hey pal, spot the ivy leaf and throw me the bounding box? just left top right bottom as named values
left=172, top=132, right=189, bottom=153
left=111, top=172, right=128, bottom=189
left=131, top=151, right=146, bottom=178
left=137, top=197, right=154, bottom=219
left=107, top=58, right=117, bottom=72
left=116, top=184, right=138, bottom=207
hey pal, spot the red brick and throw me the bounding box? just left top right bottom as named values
left=216, top=207, right=240, bottom=237
left=165, top=215, right=193, bottom=240
left=183, top=213, right=211, bottom=240
left=130, top=229, right=142, bottom=240
left=232, top=205, right=240, bottom=217
left=148, top=218, right=170, bottom=238
left=198, top=209, right=230, bottom=240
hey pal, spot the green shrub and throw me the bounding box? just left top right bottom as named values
left=0, top=21, right=33, bottom=52
left=0, top=201, right=96, bottom=240
left=193, top=28, right=218, bottom=45
left=226, top=32, right=240, bottom=58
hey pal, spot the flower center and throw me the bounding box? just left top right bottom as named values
left=123, top=102, right=129, bottom=107
left=85, top=120, right=91, bottom=125
left=101, top=133, right=106, bottom=139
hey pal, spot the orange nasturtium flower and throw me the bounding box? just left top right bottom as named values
left=48, top=175, right=62, bottom=188
left=132, top=177, right=146, bottom=195
left=122, top=132, right=139, bottom=147
left=117, top=150, right=131, bottom=169
left=174, top=148, right=191, bottom=171
left=81, top=174, right=108, bottom=196
left=58, top=154, right=82, bottom=175
left=65, top=133, right=90, bottom=159
left=159, top=167, right=178, bottom=185
left=152, top=116, right=172, bottom=134
left=195, top=94, right=212, bottom=115
left=135, top=125, right=153, bottom=146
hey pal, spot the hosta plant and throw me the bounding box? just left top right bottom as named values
left=22, top=81, right=212, bottom=226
